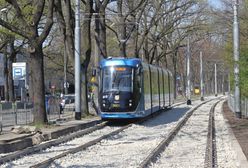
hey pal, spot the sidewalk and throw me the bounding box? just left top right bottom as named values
left=0, top=116, right=101, bottom=154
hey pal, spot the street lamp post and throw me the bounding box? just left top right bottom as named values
left=233, top=0, right=241, bottom=118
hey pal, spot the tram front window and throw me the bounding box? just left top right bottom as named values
left=102, top=66, right=133, bottom=93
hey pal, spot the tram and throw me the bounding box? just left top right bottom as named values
left=98, top=57, right=174, bottom=120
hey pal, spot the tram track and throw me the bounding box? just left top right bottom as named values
left=204, top=100, right=220, bottom=168
left=35, top=99, right=216, bottom=168
left=0, top=99, right=186, bottom=166
left=141, top=99, right=223, bottom=168
left=30, top=123, right=133, bottom=168
left=0, top=97, right=221, bottom=168
left=27, top=108, right=176, bottom=168
left=0, top=121, right=108, bottom=165
left=138, top=98, right=217, bottom=168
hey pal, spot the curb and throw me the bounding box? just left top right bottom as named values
left=0, top=119, right=102, bottom=154
left=225, top=120, right=248, bottom=167
left=222, top=101, right=248, bottom=167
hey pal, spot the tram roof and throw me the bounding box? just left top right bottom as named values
left=100, top=57, right=141, bottom=68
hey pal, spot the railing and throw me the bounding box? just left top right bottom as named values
left=0, top=100, right=75, bottom=132
left=0, top=102, right=34, bottom=130
left=0, top=97, right=98, bottom=133
left=228, top=94, right=248, bottom=118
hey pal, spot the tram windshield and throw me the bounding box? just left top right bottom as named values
left=102, top=66, right=133, bottom=92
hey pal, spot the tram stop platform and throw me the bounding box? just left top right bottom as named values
left=0, top=116, right=101, bottom=154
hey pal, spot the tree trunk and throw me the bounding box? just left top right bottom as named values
left=127, top=1, right=139, bottom=58
left=95, top=4, right=107, bottom=59
left=8, top=39, right=16, bottom=102
left=81, top=67, right=89, bottom=115
left=81, top=0, right=93, bottom=116
left=143, top=36, right=149, bottom=62
left=117, top=0, right=127, bottom=57
left=4, top=45, right=9, bottom=101
left=29, top=46, right=47, bottom=124
left=172, top=49, right=178, bottom=99
left=64, top=0, right=75, bottom=65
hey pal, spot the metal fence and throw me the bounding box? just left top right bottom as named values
left=228, top=95, right=248, bottom=118
left=0, top=102, right=34, bottom=127
left=0, top=100, right=75, bottom=132
left=0, top=96, right=99, bottom=133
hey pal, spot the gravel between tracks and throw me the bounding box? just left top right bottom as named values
left=151, top=100, right=215, bottom=167
left=2, top=97, right=244, bottom=168
left=151, top=100, right=239, bottom=168
left=0, top=126, right=120, bottom=168
left=48, top=101, right=200, bottom=168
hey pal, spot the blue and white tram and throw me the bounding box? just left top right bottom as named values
left=98, top=57, right=174, bottom=120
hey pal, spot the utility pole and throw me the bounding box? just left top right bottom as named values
left=186, top=38, right=191, bottom=105
left=233, top=0, right=241, bottom=118
left=215, top=63, right=217, bottom=97
left=200, top=51, right=204, bottom=101
left=75, top=0, right=81, bottom=120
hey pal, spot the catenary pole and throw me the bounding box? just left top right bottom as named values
left=186, top=38, right=191, bottom=105
left=233, top=0, right=241, bottom=118
left=200, top=51, right=204, bottom=101
left=75, top=0, right=81, bottom=120
left=215, top=63, right=217, bottom=97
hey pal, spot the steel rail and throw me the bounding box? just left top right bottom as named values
left=0, top=120, right=105, bottom=164
left=204, top=100, right=221, bottom=168
left=30, top=123, right=133, bottom=168
left=30, top=100, right=188, bottom=168
left=0, top=98, right=204, bottom=167
left=138, top=98, right=218, bottom=168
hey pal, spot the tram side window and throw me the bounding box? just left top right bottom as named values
left=133, top=67, right=142, bottom=106
left=143, top=67, right=150, bottom=94
left=134, top=67, right=142, bottom=91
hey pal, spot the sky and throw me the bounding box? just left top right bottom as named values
left=208, top=0, right=223, bottom=9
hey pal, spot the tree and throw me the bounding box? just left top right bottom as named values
left=0, top=0, right=55, bottom=124
left=94, top=0, right=109, bottom=60
left=80, top=0, right=93, bottom=116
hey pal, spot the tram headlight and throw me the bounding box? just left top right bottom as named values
left=103, top=103, right=106, bottom=107
left=129, top=103, right=132, bottom=107
left=115, top=95, right=120, bottom=100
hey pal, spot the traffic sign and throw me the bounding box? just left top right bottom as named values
left=64, top=82, right=69, bottom=88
